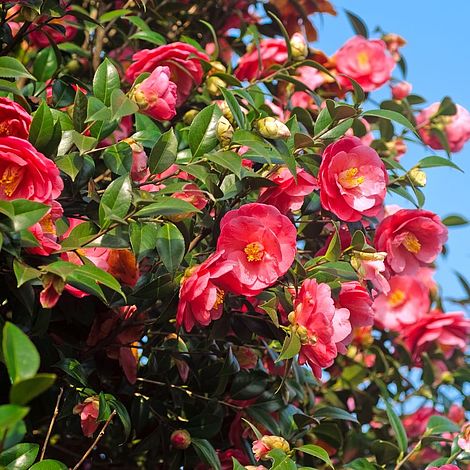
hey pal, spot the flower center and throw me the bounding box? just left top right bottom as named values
left=40, top=214, right=56, bottom=235
left=388, top=289, right=406, bottom=308
left=213, top=288, right=224, bottom=310
left=338, top=167, right=365, bottom=189
left=244, top=241, right=265, bottom=262
left=0, top=122, right=11, bottom=137
left=357, top=52, right=370, bottom=70
left=402, top=232, right=421, bottom=253
left=0, top=165, right=24, bottom=198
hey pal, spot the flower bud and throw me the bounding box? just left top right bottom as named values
left=252, top=435, right=290, bottom=461
left=171, top=429, right=191, bottom=449
left=290, top=33, right=308, bottom=61
left=208, top=60, right=226, bottom=76
left=217, top=100, right=235, bottom=125
left=216, top=116, right=234, bottom=147
left=206, top=75, right=226, bottom=97
left=408, top=167, right=427, bottom=187
left=256, top=117, right=291, bottom=139
left=183, top=109, right=199, bottom=125
left=391, top=81, right=412, bottom=100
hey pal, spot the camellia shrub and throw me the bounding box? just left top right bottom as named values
left=0, top=0, right=469, bottom=469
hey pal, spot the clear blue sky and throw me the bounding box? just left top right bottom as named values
left=313, top=1, right=470, bottom=306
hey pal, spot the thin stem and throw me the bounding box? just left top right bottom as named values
left=71, top=410, right=116, bottom=470
left=40, top=387, right=64, bottom=461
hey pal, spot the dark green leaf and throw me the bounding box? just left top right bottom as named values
left=135, top=198, right=199, bottom=217
left=29, top=101, right=54, bottom=152
left=0, top=405, right=29, bottom=431
left=155, top=223, right=185, bottom=273
left=384, top=400, right=408, bottom=453
left=10, top=374, right=56, bottom=405
left=0, top=443, right=38, bottom=469
left=99, top=175, right=132, bottom=227
left=188, top=104, right=222, bottom=159
left=93, top=59, right=120, bottom=106
left=345, top=9, right=368, bottom=37
left=149, top=128, right=178, bottom=174
left=442, top=214, right=468, bottom=226
left=0, top=57, right=36, bottom=81
left=103, top=142, right=133, bottom=175
left=363, top=109, right=417, bottom=136
left=417, top=156, right=463, bottom=172
left=192, top=438, right=221, bottom=470
left=296, top=444, right=333, bottom=467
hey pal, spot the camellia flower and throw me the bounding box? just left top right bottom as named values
left=391, top=81, right=412, bottom=100
left=337, top=281, right=374, bottom=333
left=428, top=466, right=460, bottom=470
left=374, top=209, right=448, bottom=275
left=334, top=36, right=395, bottom=92
left=257, top=166, right=318, bottom=214
left=0, top=97, right=32, bottom=139
left=373, top=275, right=430, bottom=331
left=0, top=136, right=63, bottom=203
left=170, top=429, right=192, bottom=449
left=252, top=435, right=290, bottom=461
left=319, top=136, right=388, bottom=222
left=290, top=32, right=308, bottom=61
left=122, top=138, right=149, bottom=182
left=289, top=278, right=351, bottom=378
left=235, top=39, right=288, bottom=81
left=416, top=102, right=470, bottom=152
left=29, top=14, right=78, bottom=48
left=176, top=251, right=235, bottom=332
left=458, top=422, right=470, bottom=453
left=215, top=203, right=297, bottom=296
left=401, top=310, right=470, bottom=359
left=350, top=250, right=390, bottom=294
left=125, top=42, right=209, bottom=106
left=28, top=201, right=63, bottom=256
left=402, top=407, right=440, bottom=438
left=382, top=33, right=407, bottom=61
left=170, top=183, right=208, bottom=222
left=73, top=397, right=100, bottom=437
left=130, top=65, right=177, bottom=121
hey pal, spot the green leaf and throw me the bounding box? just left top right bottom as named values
left=346, top=458, right=379, bottom=470
left=2, top=322, right=40, bottom=384
left=371, top=440, right=400, bottom=465
left=129, top=30, right=166, bottom=45
left=0, top=57, right=36, bottom=81
left=155, top=223, right=185, bottom=273
left=99, top=9, right=132, bottom=22
left=107, top=397, right=131, bottom=441
left=345, top=10, right=368, bottom=37
left=33, top=47, right=58, bottom=82
left=232, top=129, right=282, bottom=164
left=437, top=96, right=457, bottom=116
left=103, top=142, right=133, bottom=175
left=60, top=221, right=99, bottom=250
left=134, top=198, right=199, bottom=217
left=442, top=214, right=468, bottom=226
left=110, top=88, right=139, bottom=120
left=149, top=128, right=178, bottom=174
left=426, top=416, right=460, bottom=434
left=10, top=373, right=56, bottom=405
left=56, top=153, right=84, bottom=181
left=363, top=109, right=417, bottom=136
left=321, top=118, right=354, bottom=139
left=0, top=442, right=38, bottom=469
left=231, top=457, right=246, bottom=470
left=99, top=175, right=132, bottom=227
left=192, top=438, right=221, bottom=470
left=417, top=156, right=463, bottom=172
left=71, top=130, right=97, bottom=154
left=13, top=260, right=41, bottom=287
left=93, top=59, right=120, bottom=106
left=296, top=444, right=333, bottom=468
left=219, top=88, right=246, bottom=129
left=130, top=222, right=158, bottom=260
left=384, top=400, right=408, bottom=454
left=268, top=448, right=297, bottom=470
left=188, top=104, right=222, bottom=159
left=314, top=107, right=333, bottom=136
left=278, top=332, right=301, bottom=361
left=205, top=151, right=242, bottom=179
left=323, top=225, right=341, bottom=261
left=29, top=101, right=54, bottom=152
left=312, top=406, right=359, bottom=423
left=2, top=200, right=49, bottom=231
left=0, top=405, right=29, bottom=431
left=29, top=460, right=68, bottom=470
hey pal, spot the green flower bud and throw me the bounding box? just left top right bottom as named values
left=206, top=76, right=226, bottom=97
left=290, top=33, right=308, bottom=61
left=408, top=167, right=427, bottom=187
left=256, top=117, right=291, bottom=139
left=216, top=116, right=234, bottom=147
left=183, top=109, right=199, bottom=125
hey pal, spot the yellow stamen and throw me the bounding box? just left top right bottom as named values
left=402, top=233, right=421, bottom=253
left=338, top=167, right=365, bottom=189
left=244, top=242, right=264, bottom=262
left=0, top=122, right=11, bottom=137
left=213, top=288, right=224, bottom=310
left=0, top=166, right=24, bottom=197
left=357, top=52, right=370, bottom=70
left=40, top=214, right=56, bottom=235
left=388, top=289, right=406, bottom=308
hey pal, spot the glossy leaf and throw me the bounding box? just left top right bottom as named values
left=155, top=223, right=185, bottom=273
left=188, top=104, right=222, bottom=159
left=149, top=128, right=178, bottom=174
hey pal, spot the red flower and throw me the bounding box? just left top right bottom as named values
left=290, top=279, right=351, bottom=378
left=258, top=166, right=318, bottom=214
left=401, top=310, right=470, bottom=359
left=235, top=39, right=288, bottom=81
left=29, top=15, right=78, bottom=48
left=335, top=36, right=395, bottom=92
left=176, top=251, right=234, bottom=332
left=216, top=203, right=297, bottom=296
left=402, top=407, right=439, bottom=438
left=125, top=42, right=209, bottom=106
left=319, top=136, right=388, bottom=222
left=73, top=397, right=100, bottom=437
left=0, top=97, right=31, bottom=139
left=28, top=200, right=63, bottom=256
left=391, top=81, right=412, bottom=100
left=0, top=136, right=63, bottom=203
left=374, top=209, right=448, bottom=275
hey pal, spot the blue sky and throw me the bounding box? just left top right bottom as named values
left=313, top=1, right=470, bottom=306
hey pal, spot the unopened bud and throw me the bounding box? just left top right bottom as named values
left=206, top=76, right=226, bottom=97
left=170, top=429, right=191, bottom=449
left=408, top=167, right=427, bottom=187
left=208, top=61, right=226, bottom=75
left=183, top=109, right=199, bottom=125
left=441, top=371, right=454, bottom=384
left=252, top=435, right=290, bottom=461
left=216, top=116, right=234, bottom=147
left=129, top=84, right=147, bottom=110
left=256, top=117, right=291, bottom=139
left=290, top=33, right=308, bottom=61
left=218, top=100, right=235, bottom=125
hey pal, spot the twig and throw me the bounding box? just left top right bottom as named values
left=72, top=410, right=117, bottom=470
left=40, top=387, right=64, bottom=461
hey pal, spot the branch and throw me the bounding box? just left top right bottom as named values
left=40, top=387, right=64, bottom=461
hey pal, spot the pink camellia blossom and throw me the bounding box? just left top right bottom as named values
left=235, top=39, right=288, bottom=81
left=319, top=136, right=388, bottom=222
left=176, top=251, right=235, bottom=332
left=374, top=209, right=448, bottom=276
left=122, top=138, right=148, bottom=182
left=448, top=404, right=466, bottom=426
left=458, top=423, right=470, bottom=453
left=335, top=36, right=395, bottom=92
left=288, top=66, right=326, bottom=110
left=257, top=166, right=318, bottom=214
left=73, top=397, right=100, bottom=437
left=337, top=281, right=374, bottom=332
left=125, top=42, right=209, bottom=106
left=416, top=102, right=470, bottom=153
left=131, top=66, right=177, bottom=121
left=215, top=203, right=297, bottom=297
left=401, top=310, right=470, bottom=359
left=402, top=407, right=439, bottom=438
left=391, top=81, right=412, bottom=100
left=345, top=118, right=374, bottom=146
left=252, top=436, right=290, bottom=461
left=428, top=466, right=460, bottom=470
left=29, top=15, right=78, bottom=48
left=0, top=136, right=63, bottom=203
left=350, top=250, right=390, bottom=294
left=289, top=278, right=351, bottom=379
left=0, top=97, right=32, bottom=139
left=373, top=275, right=430, bottom=331
left=171, top=183, right=208, bottom=221
left=28, top=201, right=63, bottom=256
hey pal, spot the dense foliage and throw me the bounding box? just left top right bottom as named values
left=0, top=1, right=468, bottom=469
